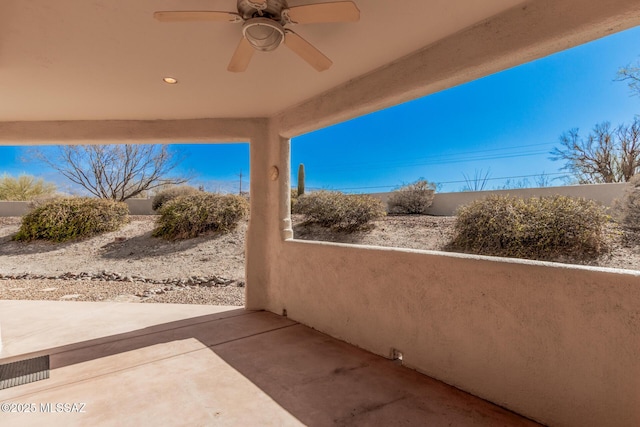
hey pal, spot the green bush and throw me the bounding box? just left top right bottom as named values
left=0, top=174, right=56, bottom=201
left=152, top=186, right=202, bottom=211
left=387, top=180, right=436, bottom=214
left=448, top=195, right=610, bottom=261
left=14, top=197, right=129, bottom=242
left=295, top=191, right=386, bottom=232
left=153, top=193, right=249, bottom=240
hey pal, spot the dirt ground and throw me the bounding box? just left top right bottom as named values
left=0, top=216, right=246, bottom=305
left=1, top=214, right=639, bottom=305
left=0, top=216, right=246, bottom=279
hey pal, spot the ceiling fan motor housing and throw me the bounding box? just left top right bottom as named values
left=238, top=0, right=289, bottom=51
left=237, top=0, right=288, bottom=22
left=242, top=18, right=285, bottom=51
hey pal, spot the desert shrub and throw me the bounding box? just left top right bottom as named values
left=448, top=195, right=609, bottom=261
left=0, top=174, right=56, bottom=201
left=153, top=193, right=249, bottom=240
left=14, top=197, right=129, bottom=242
left=28, top=194, right=64, bottom=209
left=617, top=175, right=640, bottom=242
left=295, top=191, right=386, bottom=232
left=387, top=180, right=436, bottom=214
left=291, top=188, right=301, bottom=214
left=152, top=185, right=202, bottom=211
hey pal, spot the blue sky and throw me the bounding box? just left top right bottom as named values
left=1, top=26, right=639, bottom=194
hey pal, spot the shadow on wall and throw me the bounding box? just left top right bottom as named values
left=0, top=307, right=542, bottom=426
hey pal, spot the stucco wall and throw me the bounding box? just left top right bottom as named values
left=124, top=199, right=155, bottom=215
left=2, top=2, right=638, bottom=425
left=0, top=201, right=31, bottom=216
left=269, top=241, right=640, bottom=427
left=0, top=184, right=626, bottom=217
left=0, top=199, right=154, bottom=216
left=370, top=182, right=627, bottom=216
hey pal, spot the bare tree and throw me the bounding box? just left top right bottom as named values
left=617, top=61, right=640, bottom=97
left=550, top=118, right=640, bottom=183
left=461, top=168, right=491, bottom=191
left=496, top=178, right=530, bottom=190
left=534, top=172, right=554, bottom=188
left=33, top=144, right=189, bottom=201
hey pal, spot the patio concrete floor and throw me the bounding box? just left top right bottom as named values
left=0, top=300, right=542, bottom=426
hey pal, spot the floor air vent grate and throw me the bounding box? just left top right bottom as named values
left=0, top=355, right=50, bottom=390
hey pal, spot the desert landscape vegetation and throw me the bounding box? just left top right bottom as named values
left=3, top=115, right=640, bottom=307
left=2, top=187, right=640, bottom=306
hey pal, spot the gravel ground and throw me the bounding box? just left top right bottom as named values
left=1, top=214, right=639, bottom=305
left=0, top=216, right=246, bottom=305
left=0, top=278, right=244, bottom=305
left=0, top=216, right=245, bottom=279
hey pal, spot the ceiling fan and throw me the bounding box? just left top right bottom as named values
left=154, top=0, right=360, bottom=72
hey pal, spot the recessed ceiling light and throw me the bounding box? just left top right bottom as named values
left=163, top=77, right=178, bottom=84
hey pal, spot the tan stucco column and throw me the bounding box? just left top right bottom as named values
left=245, top=119, right=292, bottom=310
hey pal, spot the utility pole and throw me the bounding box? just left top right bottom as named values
left=238, top=170, right=243, bottom=195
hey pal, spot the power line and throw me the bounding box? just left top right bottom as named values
left=317, top=152, right=548, bottom=173
left=436, top=172, right=567, bottom=185
left=301, top=143, right=556, bottom=173
left=315, top=172, right=568, bottom=192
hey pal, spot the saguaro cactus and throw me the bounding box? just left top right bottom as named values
left=297, top=164, right=305, bottom=196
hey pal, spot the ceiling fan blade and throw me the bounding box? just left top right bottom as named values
left=284, top=31, right=332, bottom=72
left=285, top=2, right=360, bottom=24
left=154, top=11, right=243, bottom=23
left=228, top=37, right=255, bottom=72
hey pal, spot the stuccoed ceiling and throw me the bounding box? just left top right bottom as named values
left=0, top=0, right=526, bottom=121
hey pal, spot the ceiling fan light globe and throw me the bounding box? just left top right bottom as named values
left=242, top=18, right=285, bottom=52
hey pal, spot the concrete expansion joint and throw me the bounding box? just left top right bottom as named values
left=208, top=322, right=299, bottom=350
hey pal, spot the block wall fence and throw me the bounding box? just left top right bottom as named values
left=0, top=183, right=626, bottom=217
